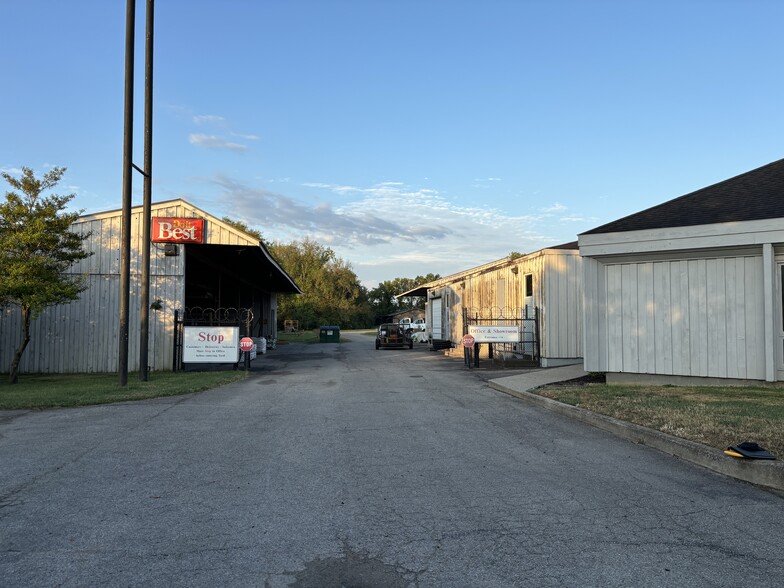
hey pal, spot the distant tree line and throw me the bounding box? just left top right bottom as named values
left=366, top=275, right=441, bottom=320
left=267, top=239, right=374, bottom=329
left=258, top=237, right=439, bottom=330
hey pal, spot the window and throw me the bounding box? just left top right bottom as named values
left=524, top=274, right=533, bottom=297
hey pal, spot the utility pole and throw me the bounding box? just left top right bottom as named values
left=119, top=0, right=136, bottom=386
left=139, top=0, right=155, bottom=381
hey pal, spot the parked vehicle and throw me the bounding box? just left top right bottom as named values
left=375, top=323, right=414, bottom=350
left=398, top=318, right=426, bottom=331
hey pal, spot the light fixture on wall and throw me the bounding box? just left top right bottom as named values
left=511, top=266, right=519, bottom=275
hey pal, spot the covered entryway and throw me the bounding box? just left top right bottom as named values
left=184, top=243, right=299, bottom=339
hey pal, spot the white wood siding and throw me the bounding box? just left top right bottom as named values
left=0, top=199, right=259, bottom=374
left=425, top=249, right=583, bottom=362
left=595, top=255, right=765, bottom=379
left=540, top=251, right=583, bottom=359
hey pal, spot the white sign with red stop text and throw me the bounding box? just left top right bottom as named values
left=183, top=326, right=239, bottom=363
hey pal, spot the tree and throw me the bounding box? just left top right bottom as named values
left=403, top=273, right=440, bottom=309
left=0, top=167, right=91, bottom=383
left=368, top=273, right=441, bottom=319
left=267, top=238, right=374, bottom=329
left=221, top=216, right=264, bottom=243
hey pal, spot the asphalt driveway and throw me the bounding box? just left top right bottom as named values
left=1, top=334, right=782, bottom=587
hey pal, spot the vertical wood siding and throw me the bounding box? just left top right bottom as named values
left=598, top=255, right=765, bottom=379
left=540, top=251, right=583, bottom=359
left=430, top=249, right=583, bottom=361
left=0, top=200, right=258, bottom=374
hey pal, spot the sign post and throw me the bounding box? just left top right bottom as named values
left=462, top=334, right=476, bottom=368
left=240, top=337, right=254, bottom=372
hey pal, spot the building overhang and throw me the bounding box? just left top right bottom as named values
left=185, top=243, right=302, bottom=294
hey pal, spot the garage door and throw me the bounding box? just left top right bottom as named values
left=430, top=298, right=443, bottom=340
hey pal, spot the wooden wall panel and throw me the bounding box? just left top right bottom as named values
left=582, top=257, right=602, bottom=371
left=606, top=265, right=623, bottom=373
left=744, top=257, right=765, bottom=377
left=600, top=255, right=766, bottom=380
left=652, top=262, right=673, bottom=374
left=540, top=252, right=582, bottom=359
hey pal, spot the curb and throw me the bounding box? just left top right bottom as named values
left=488, top=380, right=784, bottom=493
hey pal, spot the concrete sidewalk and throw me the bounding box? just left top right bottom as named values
left=488, top=363, right=588, bottom=393
left=487, top=366, right=784, bottom=493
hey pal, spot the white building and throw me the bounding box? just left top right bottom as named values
left=0, top=199, right=301, bottom=374
left=401, top=244, right=583, bottom=367
left=580, top=158, right=784, bottom=384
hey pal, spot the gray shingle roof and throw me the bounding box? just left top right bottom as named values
left=581, top=157, right=784, bottom=235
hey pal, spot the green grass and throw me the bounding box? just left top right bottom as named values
left=536, top=382, right=784, bottom=458
left=276, top=328, right=376, bottom=344
left=0, top=371, right=247, bottom=410
left=277, top=329, right=321, bottom=344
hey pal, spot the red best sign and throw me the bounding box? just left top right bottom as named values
left=152, top=217, right=206, bottom=243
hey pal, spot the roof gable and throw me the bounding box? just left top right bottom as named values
left=582, top=158, right=784, bottom=235
left=77, top=198, right=261, bottom=246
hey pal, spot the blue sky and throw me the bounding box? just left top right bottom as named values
left=2, top=0, right=783, bottom=287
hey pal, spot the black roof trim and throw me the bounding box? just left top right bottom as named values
left=582, top=158, right=784, bottom=235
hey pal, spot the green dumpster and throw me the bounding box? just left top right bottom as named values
left=319, top=325, right=341, bottom=343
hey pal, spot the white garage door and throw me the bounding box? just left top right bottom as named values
left=430, top=298, right=443, bottom=340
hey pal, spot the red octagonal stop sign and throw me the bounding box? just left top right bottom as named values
left=462, top=334, right=476, bottom=348
left=239, top=337, right=254, bottom=352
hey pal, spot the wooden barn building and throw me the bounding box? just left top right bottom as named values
left=0, top=199, right=301, bottom=374
left=580, top=158, right=784, bottom=384
left=400, top=244, right=583, bottom=367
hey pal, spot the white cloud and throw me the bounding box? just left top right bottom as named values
left=0, top=166, right=23, bottom=175
left=189, top=134, right=248, bottom=152
left=193, top=114, right=226, bottom=126
left=540, top=202, right=568, bottom=213
left=561, top=215, right=593, bottom=223
left=206, top=176, right=586, bottom=287
left=187, top=111, right=258, bottom=145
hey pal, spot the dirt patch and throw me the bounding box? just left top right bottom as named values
left=546, top=373, right=606, bottom=386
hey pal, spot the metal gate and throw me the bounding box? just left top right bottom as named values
left=173, top=306, right=254, bottom=371
left=463, top=306, right=540, bottom=367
